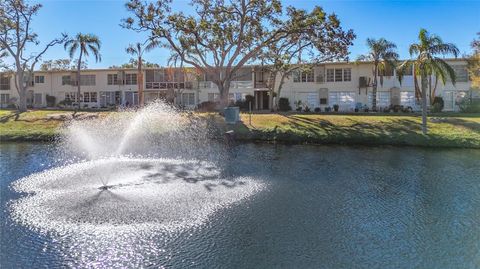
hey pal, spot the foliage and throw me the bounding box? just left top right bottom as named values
left=40, top=59, right=87, bottom=71
left=356, top=38, right=399, bottom=110
left=432, top=96, right=444, bottom=112
left=109, top=58, right=160, bottom=69
left=197, top=101, right=218, bottom=112
left=467, top=33, right=480, bottom=89
left=46, top=94, right=56, bottom=107
left=123, top=0, right=354, bottom=107
left=459, top=98, right=480, bottom=113
left=333, top=104, right=339, bottom=112
left=0, top=0, right=68, bottom=111
left=314, top=107, right=321, bottom=113
left=396, top=29, right=459, bottom=134
left=278, top=97, right=292, bottom=111
left=64, top=33, right=101, bottom=110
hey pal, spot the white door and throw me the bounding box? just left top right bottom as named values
left=444, top=91, right=454, bottom=111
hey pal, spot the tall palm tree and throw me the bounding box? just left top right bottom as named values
left=397, top=29, right=458, bottom=135
left=357, top=38, right=399, bottom=111
left=126, top=39, right=158, bottom=107
left=64, top=33, right=101, bottom=110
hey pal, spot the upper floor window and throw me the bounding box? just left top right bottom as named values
left=80, top=75, right=95, bottom=86
left=0, top=76, right=10, bottom=90
left=326, top=69, right=334, bottom=82
left=34, top=75, right=45, bottom=84
left=125, top=74, right=137, bottom=85
left=293, top=70, right=314, bottom=83
left=62, top=75, right=71, bottom=85
left=107, top=74, right=119, bottom=85
left=453, top=65, right=468, bottom=82
left=343, top=68, right=352, bottom=81
left=335, top=69, right=343, bottom=82
left=326, top=68, right=351, bottom=82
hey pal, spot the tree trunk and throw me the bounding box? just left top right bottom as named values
left=15, top=64, right=28, bottom=112
left=217, top=82, right=230, bottom=110
left=421, top=74, right=428, bottom=135
left=138, top=56, right=144, bottom=107
left=275, top=72, right=288, bottom=109
left=76, top=50, right=83, bottom=111
left=372, top=65, right=378, bottom=111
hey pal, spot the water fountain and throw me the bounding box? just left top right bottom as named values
left=9, top=102, right=265, bottom=267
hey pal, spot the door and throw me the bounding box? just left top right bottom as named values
left=444, top=91, right=454, bottom=111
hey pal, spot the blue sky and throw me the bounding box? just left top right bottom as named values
left=26, top=0, right=480, bottom=69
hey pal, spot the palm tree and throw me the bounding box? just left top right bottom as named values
left=357, top=38, right=399, bottom=111
left=125, top=39, right=158, bottom=107
left=64, top=33, right=101, bottom=110
left=397, top=29, right=459, bottom=134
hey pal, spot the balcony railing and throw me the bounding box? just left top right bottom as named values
left=231, top=81, right=253, bottom=89
left=146, top=82, right=192, bottom=89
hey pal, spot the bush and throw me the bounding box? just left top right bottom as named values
left=304, top=106, right=311, bottom=113
left=314, top=107, right=321, bottom=113
left=325, top=106, right=332, bottom=112
left=278, top=97, right=292, bottom=111
left=333, top=104, right=339, bottom=112
left=432, top=96, right=444, bottom=112
left=459, top=98, right=480, bottom=113
left=46, top=95, right=56, bottom=107
left=197, top=101, right=218, bottom=112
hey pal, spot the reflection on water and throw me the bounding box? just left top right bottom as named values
left=1, top=143, right=480, bottom=268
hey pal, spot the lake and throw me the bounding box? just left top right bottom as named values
left=1, top=142, right=479, bottom=268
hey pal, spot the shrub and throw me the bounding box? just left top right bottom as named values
left=304, top=106, right=311, bottom=112
left=432, top=96, right=444, bottom=112
left=333, top=104, right=339, bottom=112
left=314, top=107, right=321, bottom=113
left=459, top=98, right=480, bottom=113
left=278, top=97, right=292, bottom=111
left=325, top=106, right=332, bottom=112
left=197, top=101, right=218, bottom=111
left=46, top=95, right=56, bottom=107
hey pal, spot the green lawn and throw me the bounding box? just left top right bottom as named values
left=1, top=109, right=480, bottom=148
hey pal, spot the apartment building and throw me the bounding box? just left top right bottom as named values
left=0, top=59, right=472, bottom=111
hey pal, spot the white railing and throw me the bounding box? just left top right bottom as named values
left=231, top=81, right=253, bottom=89
left=198, top=81, right=212, bottom=88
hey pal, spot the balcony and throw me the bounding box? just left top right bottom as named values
left=231, top=81, right=253, bottom=89
left=146, top=82, right=191, bottom=89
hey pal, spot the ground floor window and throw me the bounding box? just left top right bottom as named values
left=400, top=91, right=416, bottom=107
left=208, top=93, right=220, bottom=102
left=124, top=91, right=138, bottom=106
left=0, top=94, right=10, bottom=106
left=181, top=93, right=195, bottom=106
left=329, top=91, right=355, bottom=110
left=368, top=91, right=390, bottom=108
left=100, top=91, right=121, bottom=107
left=65, top=92, right=78, bottom=102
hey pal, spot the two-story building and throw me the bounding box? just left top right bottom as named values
left=0, top=59, right=473, bottom=111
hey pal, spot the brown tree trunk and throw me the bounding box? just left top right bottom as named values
left=76, top=50, right=83, bottom=111
left=138, top=56, right=144, bottom=107
left=421, top=73, right=428, bottom=135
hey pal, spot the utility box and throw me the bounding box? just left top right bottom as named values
left=224, top=107, right=240, bottom=124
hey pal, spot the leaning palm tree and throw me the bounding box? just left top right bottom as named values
left=126, top=39, right=158, bottom=107
left=357, top=38, right=399, bottom=111
left=397, top=29, right=458, bottom=135
left=64, top=33, right=101, bottom=110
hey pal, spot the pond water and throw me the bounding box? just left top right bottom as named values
left=1, top=142, right=479, bottom=268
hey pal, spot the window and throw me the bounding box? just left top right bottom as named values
left=400, top=91, right=415, bottom=107
left=368, top=91, right=390, bottom=108
left=80, top=92, right=98, bottom=102
left=65, top=92, right=78, bottom=102
left=335, top=69, right=343, bottom=82
left=107, top=74, right=119, bottom=85
left=100, top=91, right=120, bottom=106
left=80, top=75, right=95, bottom=86
left=34, top=75, right=45, bottom=84
left=302, top=71, right=314, bottom=82
left=208, top=93, right=220, bottom=101
left=90, top=92, right=97, bottom=102
left=0, top=94, right=9, bottom=104
left=293, top=71, right=301, bottom=83
left=329, top=92, right=356, bottom=110
left=83, top=92, right=90, bottom=102
left=181, top=93, right=195, bottom=106
left=343, top=68, right=351, bottom=81
left=0, top=76, right=10, bottom=90
left=125, top=74, right=137, bottom=85
left=326, top=69, right=334, bottom=82
left=62, top=76, right=71, bottom=85
left=320, top=98, right=327, bottom=105
left=453, top=65, right=468, bottom=82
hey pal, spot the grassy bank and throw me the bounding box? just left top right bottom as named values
left=1, top=109, right=480, bottom=148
